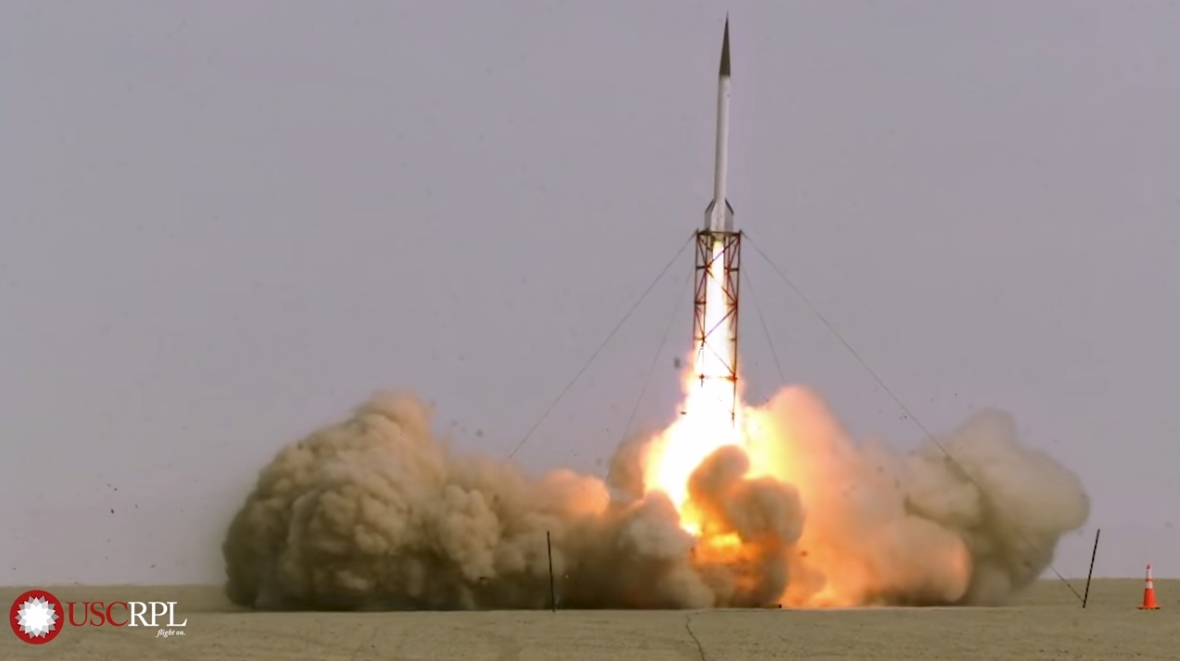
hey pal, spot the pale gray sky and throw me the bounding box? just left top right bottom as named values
left=3, top=0, right=1177, bottom=587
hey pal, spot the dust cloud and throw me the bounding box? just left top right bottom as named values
left=222, top=387, right=1089, bottom=610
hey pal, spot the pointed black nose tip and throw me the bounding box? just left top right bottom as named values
left=719, top=18, right=731, bottom=78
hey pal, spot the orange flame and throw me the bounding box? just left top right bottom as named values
left=642, top=236, right=749, bottom=534
left=634, top=237, right=975, bottom=608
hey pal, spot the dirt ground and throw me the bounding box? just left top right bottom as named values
left=3, top=579, right=1177, bottom=660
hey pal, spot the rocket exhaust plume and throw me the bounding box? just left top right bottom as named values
left=222, top=19, right=1090, bottom=610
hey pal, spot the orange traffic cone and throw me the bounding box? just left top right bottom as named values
left=1139, top=564, right=1160, bottom=610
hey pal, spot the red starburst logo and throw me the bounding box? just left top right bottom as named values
left=10, top=589, right=65, bottom=644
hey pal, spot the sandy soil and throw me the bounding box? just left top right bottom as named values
left=3, top=579, right=1177, bottom=660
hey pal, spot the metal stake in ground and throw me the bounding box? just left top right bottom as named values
left=547, top=530, right=556, bottom=612
left=1083, top=528, right=1101, bottom=608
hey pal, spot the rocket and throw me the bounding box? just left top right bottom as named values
left=689, top=16, right=742, bottom=426
left=704, top=17, right=733, bottom=233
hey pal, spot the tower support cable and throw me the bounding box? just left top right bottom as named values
left=507, top=231, right=695, bottom=461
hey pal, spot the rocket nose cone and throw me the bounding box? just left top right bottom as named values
left=719, top=17, right=730, bottom=78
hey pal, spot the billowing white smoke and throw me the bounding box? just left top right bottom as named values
left=222, top=387, right=1089, bottom=610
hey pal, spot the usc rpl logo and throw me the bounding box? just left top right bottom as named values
left=10, top=589, right=188, bottom=644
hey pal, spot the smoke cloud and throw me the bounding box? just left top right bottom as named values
left=222, top=386, right=1089, bottom=610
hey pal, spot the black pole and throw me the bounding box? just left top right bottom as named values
left=1082, top=528, right=1101, bottom=608
left=547, top=530, right=556, bottom=612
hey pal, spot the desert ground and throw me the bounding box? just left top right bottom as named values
left=3, top=579, right=1177, bottom=660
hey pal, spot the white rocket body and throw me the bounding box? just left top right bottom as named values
left=704, top=19, right=733, bottom=233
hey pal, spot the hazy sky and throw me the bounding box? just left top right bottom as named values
left=3, top=0, right=1178, bottom=588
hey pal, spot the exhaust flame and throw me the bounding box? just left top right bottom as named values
left=639, top=232, right=802, bottom=592
left=645, top=237, right=743, bottom=521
